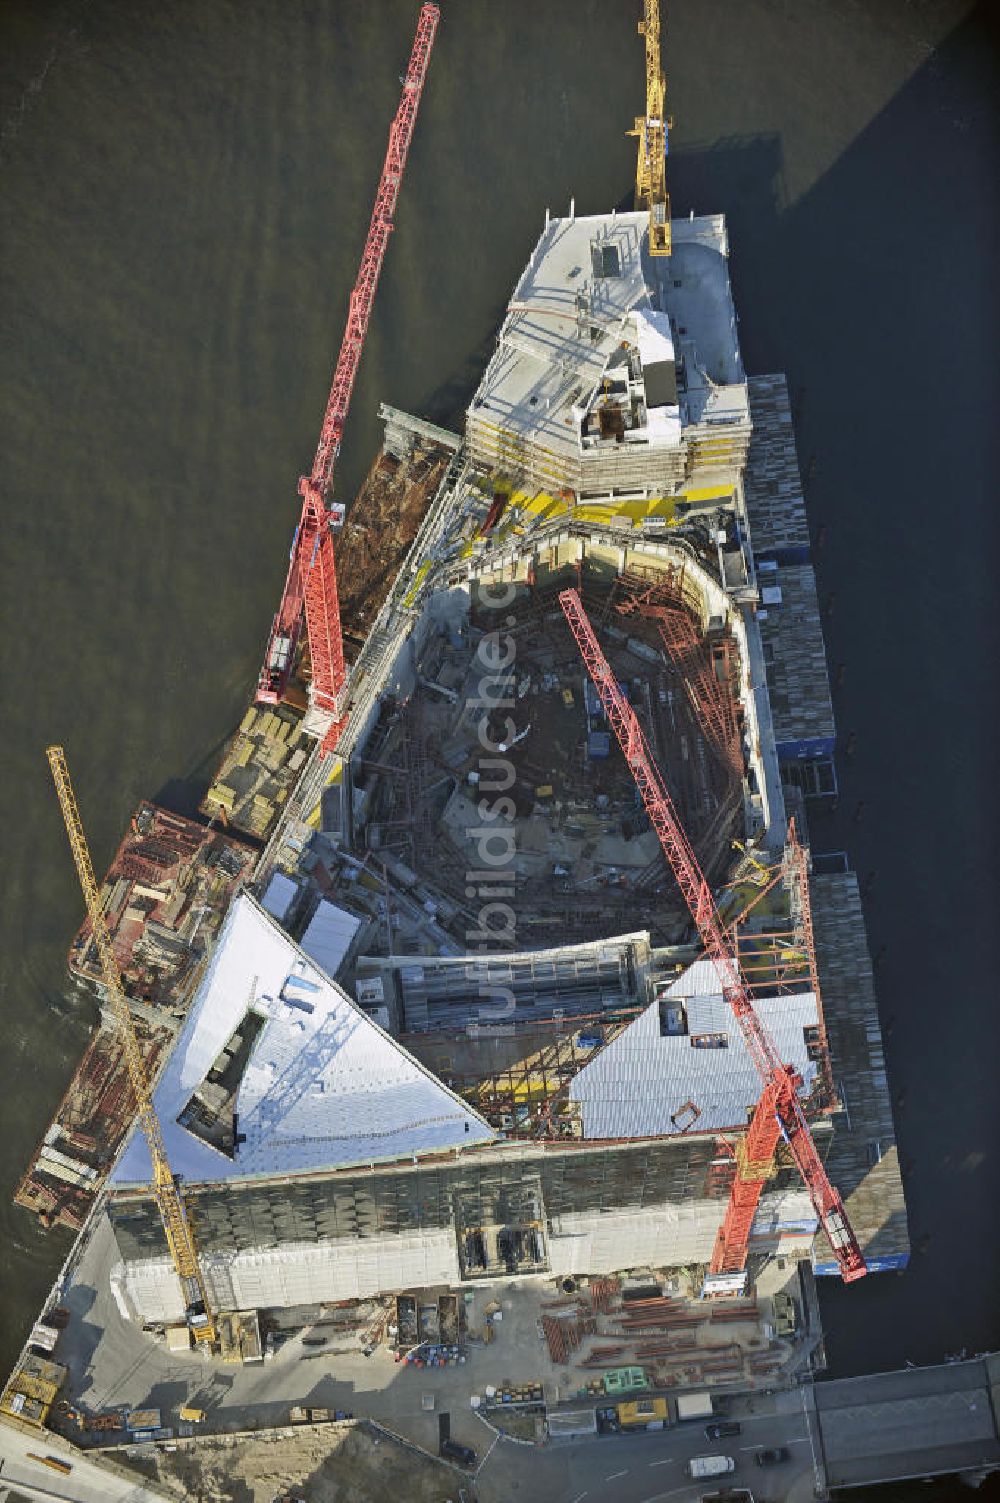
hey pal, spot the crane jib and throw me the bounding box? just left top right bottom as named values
left=45, top=746, right=218, bottom=1344
left=556, top=590, right=867, bottom=1284
left=254, top=3, right=440, bottom=726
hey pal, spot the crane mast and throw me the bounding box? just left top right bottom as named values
left=557, top=590, right=866, bottom=1284
left=258, top=3, right=441, bottom=750
left=46, top=748, right=216, bottom=1343
left=629, top=0, right=671, bottom=256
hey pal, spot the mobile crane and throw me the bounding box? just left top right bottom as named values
left=557, top=591, right=866, bottom=1284
left=257, top=4, right=441, bottom=752
left=46, top=747, right=216, bottom=1344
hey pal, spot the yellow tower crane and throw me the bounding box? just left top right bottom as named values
left=46, top=746, right=215, bottom=1347
left=629, top=0, right=672, bottom=256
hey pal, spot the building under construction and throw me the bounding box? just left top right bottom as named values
left=100, top=203, right=907, bottom=1335
left=13, top=3, right=907, bottom=1422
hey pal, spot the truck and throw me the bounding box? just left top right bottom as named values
left=617, top=1396, right=668, bottom=1431
left=687, top=1455, right=736, bottom=1479
left=676, top=1390, right=714, bottom=1422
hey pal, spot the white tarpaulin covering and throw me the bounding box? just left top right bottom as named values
left=112, top=893, right=493, bottom=1185
left=634, top=308, right=681, bottom=443
left=645, top=405, right=683, bottom=444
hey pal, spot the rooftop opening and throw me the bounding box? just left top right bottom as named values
left=176, top=1007, right=268, bottom=1159
left=592, top=241, right=622, bottom=279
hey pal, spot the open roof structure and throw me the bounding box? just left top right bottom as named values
left=112, top=893, right=494, bottom=1186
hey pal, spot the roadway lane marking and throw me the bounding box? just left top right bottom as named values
left=570, top=1494, right=588, bottom=1503
left=738, top=1436, right=811, bottom=1452
left=606, top=1470, right=628, bottom=1480
left=649, top=1457, right=671, bottom=1465
left=738, top=1436, right=810, bottom=1447
left=733, top=1424, right=812, bottom=1448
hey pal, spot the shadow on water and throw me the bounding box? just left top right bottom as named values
left=673, top=7, right=1000, bottom=1378
left=766, top=7, right=1000, bottom=1378
left=0, top=0, right=997, bottom=1396
left=421, top=318, right=508, bottom=432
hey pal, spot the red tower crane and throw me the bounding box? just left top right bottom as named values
left=257, top=4, right=441, bottom=751
left=558, top=587, right=866, bottom=1285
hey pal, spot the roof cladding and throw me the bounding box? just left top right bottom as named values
left=569, top=959, right=820, bottom=1140
left=111, top=894, right=493, bottom=1186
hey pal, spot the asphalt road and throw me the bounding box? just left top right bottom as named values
left=480, top=1407, right=819, bottom=1503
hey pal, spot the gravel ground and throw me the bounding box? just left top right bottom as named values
left=124, top=1419, right=467, bottom=1503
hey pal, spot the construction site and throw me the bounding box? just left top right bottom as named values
left=14, top=805, right=252, bottom=1234
left=4, top=3, right=909, bottom=1498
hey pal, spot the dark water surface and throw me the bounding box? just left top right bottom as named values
left=1, top=0, right=998, bottom=1389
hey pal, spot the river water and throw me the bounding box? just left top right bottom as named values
left=1, top=0, right=997, bottom=1394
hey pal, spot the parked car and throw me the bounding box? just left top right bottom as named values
left=440, top=1438, right=476, bottom=1466
left=705, top=1420, right=742, bottom=1439
left=755, top=1446, right=791, bottom=1465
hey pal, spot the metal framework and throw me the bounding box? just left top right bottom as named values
left=46, top=748, right=216, bottom=1343
left=258, top=3, right=441, bottom=751
left=557, top=590, right=866, bottom=1283
left=618, top=589, right=743, bottom=778
left=628, top=0, right=671, bottom=256
left=453, top=1012, right=642, bottom=1137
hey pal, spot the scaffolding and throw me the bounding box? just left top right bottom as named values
left=615, top=570, right=743, bottom=779
left=450, top=1010, right=642, bottom=1137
